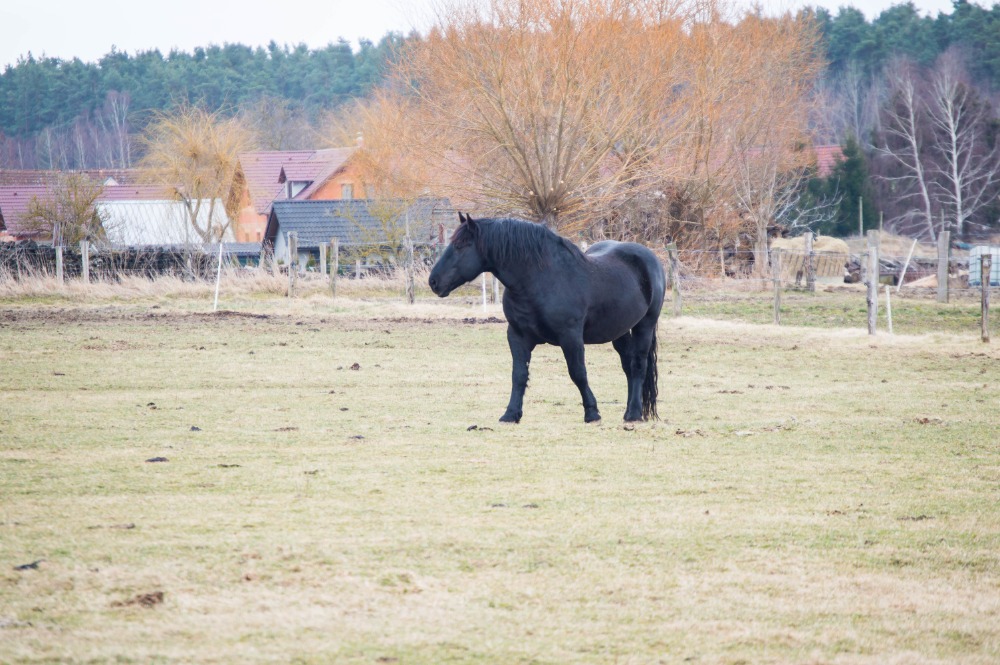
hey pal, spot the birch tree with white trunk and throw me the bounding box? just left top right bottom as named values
left=926, top=51, right=1000, bottom=238
left=878, top=60, right=937, bottom=241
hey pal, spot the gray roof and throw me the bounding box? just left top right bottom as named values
left=265, top=198, right=454, bottom=249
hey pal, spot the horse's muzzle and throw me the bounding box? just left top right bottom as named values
left=428, top=274, right=446, bottom=297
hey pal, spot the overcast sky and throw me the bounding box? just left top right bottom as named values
left=0, top=0, right=963, bottom=71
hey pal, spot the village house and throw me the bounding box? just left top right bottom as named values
left=229, top=147, right=364, bottom=243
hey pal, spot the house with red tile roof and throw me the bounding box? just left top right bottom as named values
left=230, top=147, right=361, bottom=243
left=812, top=144, right=844, bottom=178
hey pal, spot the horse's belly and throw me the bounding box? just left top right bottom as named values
left=582, top=299, right=647, bottom=343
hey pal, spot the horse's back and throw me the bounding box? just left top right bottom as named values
left=572, top=241, right=664, bottom=343
left=585, top=241, right=665, bottom=307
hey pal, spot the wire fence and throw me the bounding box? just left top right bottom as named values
left=1, top=237, right=996, bottom=339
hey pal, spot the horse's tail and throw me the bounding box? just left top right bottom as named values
left=641, top=327, right=659, bottom=421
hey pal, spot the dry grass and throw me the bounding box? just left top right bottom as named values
left=0, top=293, right=998, bottom=664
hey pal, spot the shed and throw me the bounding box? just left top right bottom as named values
left=264, top=198, right=454, bottom=268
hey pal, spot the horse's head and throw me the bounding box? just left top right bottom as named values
left=428, top=213, right=487, bottom=297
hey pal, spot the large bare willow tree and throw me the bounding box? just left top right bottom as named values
left=385, top=0, right=822, bottom=259
left=394, top=0, right=688, bottom=230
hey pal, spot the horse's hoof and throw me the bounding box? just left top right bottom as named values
left=499, top=413, right=521, bottom=424
left=584, top=412, right=602, bottom=424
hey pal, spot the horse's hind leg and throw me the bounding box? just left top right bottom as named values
left=560, top=336, right=601, bottom=423
left=611, top=332, right=642, bottom=420
left=623, top=313, right=659, bottom=422
left=500, top=328, right=534, bottom=423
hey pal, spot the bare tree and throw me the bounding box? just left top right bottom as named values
left=241, top=97, right=316, bottom=150
left=877, top=60, right=937, bottom=241
left=926, top=51, right=1000, bottom=238
left=105, top=91, right=132, bottom=168
left=814, top=62, right=885, bottom=148
left=139, top=105, right=256, bottom=242
left=392, top=0, right=686, bottom=230
left=21, top=173, right=109, bottom=246
left=667, top=7, right=821, bottom=271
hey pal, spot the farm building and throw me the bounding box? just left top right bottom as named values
left=264, top=198, right=454, bottom=270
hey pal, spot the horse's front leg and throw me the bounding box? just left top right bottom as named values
left=500, top=327, right=535, bottom=423
left=560, top=336, right=601, bottom=423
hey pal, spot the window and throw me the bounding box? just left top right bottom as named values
left=341, top=184, right=354, bottom=200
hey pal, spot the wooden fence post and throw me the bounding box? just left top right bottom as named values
left=867, top=230, right=879, bottom=335
left=405, top=243, right=415, bottom=305
left=330, top=238, right=339, bottom=298
left=80, top=240, right=90, bottom=284
left=937, top=230, right=951, bottom=303
left=288, top=231, right=298, bottom=298
left=55, top=246, right=64, bottom=283
left=666, top=243, right=681, bottom=317
left=983, top=253, right=992, bottom=343
left=885, top=285, right=893, bottom=335
left=772, top=249, right=782, bottom=325
left=805, top=232, right=816, bottom=292
left=319, top=242, right=327, bottom=277
left=355, top=259, right=361, bottom=280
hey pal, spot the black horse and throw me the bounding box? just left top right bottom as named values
left=429, top=214, right=665, bottom=423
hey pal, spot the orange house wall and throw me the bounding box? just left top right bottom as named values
left=231, top=162, right=366, bottom=242
left=233, top=186, right=267, bottom=243
left=309, top=167, right=364, bottom=200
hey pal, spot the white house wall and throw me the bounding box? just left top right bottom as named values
left=100, top=199, right=233, bottom=246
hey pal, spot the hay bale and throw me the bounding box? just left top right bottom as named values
left=770, top=235, right=849, bottom=282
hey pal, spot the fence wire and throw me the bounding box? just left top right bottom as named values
left=1, top=239, right=995, bottom=337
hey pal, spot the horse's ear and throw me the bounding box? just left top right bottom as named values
left=464, top=215, right=479, bottom=236
left=458, top=212, right=470, bottom=225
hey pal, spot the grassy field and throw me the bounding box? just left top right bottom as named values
left=1, top=283, right=999, bottom=663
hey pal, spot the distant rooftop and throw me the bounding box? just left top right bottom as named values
left=237, top=147, right=356, bottom=215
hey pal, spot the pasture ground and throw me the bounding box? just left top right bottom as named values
left=1, top=289, right=999, bottom=663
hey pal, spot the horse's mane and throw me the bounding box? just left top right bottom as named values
left=452, top=217, right=584, bottom=267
